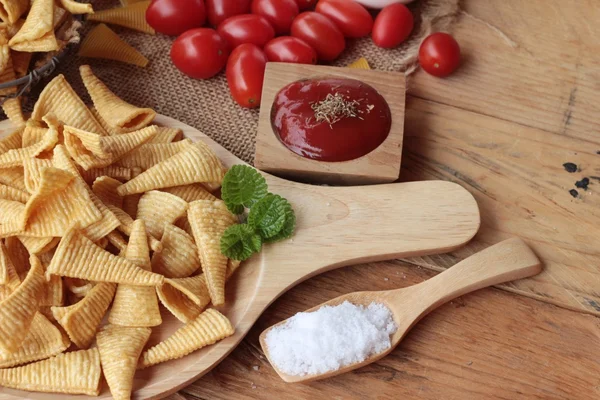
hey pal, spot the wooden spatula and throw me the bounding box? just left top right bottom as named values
left=259, top=238, right=542, bottom=383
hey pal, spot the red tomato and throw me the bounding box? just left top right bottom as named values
left=419, top=32, right=461, bottom=77
left=372, top=3, right=413, bottom=48
left=226, top=44, right=268, bottom=108
left=294, top=0, right=317, bottom=10
left=217, top=14, right=275, bottom=48
left=290, top=12, right=345, bottom=62
left=205, top=0, right=252, bottom=27
left=170, top=28, right=230, bottom=79
left=315, top=0, right=372, bottom=38
left=251, top=0, right=299, bottom=35
left=146, top=0, right=206, bottom=36
left=264, top=36, right=317, bottom=64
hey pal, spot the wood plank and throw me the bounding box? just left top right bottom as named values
left=402, top=96, right=600, bottom=315
left=410, top=0, right=600, bottom=144
left=180, top=261, right=600, bottom=399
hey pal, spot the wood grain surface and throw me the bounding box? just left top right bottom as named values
left=179, top=0, right=600, bottom=398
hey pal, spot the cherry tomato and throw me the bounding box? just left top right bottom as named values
left=294, top=0, right=318, bottom=10
left=146, top=0, right=206, bottom=36
left=217, top=14, right=275, bottom=49
left=264, top=36, right=317, bottom=64
left=372, top=3, right=413, bottom=48
left=251, top=0, right=299, bottom=35
left=226, top=44, right=268, bottom=108
left=170, top=28, right=230, bottom=79
left=419, top=32, right=461, bottom=77
left=315, top=0, right=372, bottom=38
left=205, top=0, right=252, bottom=27
left=290, top=12, right=345, bottom=62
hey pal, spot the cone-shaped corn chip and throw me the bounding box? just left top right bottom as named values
left=188, top=200, right=237, bottom=306
left=20, top=167, right=102, bottom=237
left=0, top=255, right=44, bottom=353
left=136, top=190, right=188, bottom=239
left=106, top=203, right=162, bottom=252
left=118, top=142, right=225, bottom=196
left=8, top=0, right=54, bottom=47
left=0, top=166, right=26, bottom=191
left=59, top=0, right=93, bottom=14
left=51, top=145, right=120, bottom=241
left=0, top=183, right=28, bottom=202
left=149, top=126, right=183, bottom=144
left=348, top=57, right=371, bottom=70
left=0, top=43, right=9, bottom=73
left=151, top=224, right=200, bottom=278
left=0, top=0, right=28, bottom=24
left=64, top=124, right=157, bottom=170
left=92, top=175, right=123, bottom=207
left=0, top=247, right=19, bottom=301
left=21, top=125, right=48, bottom=148
left=23, top=157, right=52, bottom=193
left=122, top=192, right=140, bottom=217
left=0, top=348, right=101, bottom=395
left=90, top=106, right=123, bottom=135
left=0, top=198, right=24, bottom=223
left=48, top=228, right=164, bottom=285
left=88, top=1, right=154, bottom=35
left=139, top=308, right=234, bottom=369
left=11, top=49, right=32, bottom=78
left=0, top=127, right=23, bottom=153
left=97, top=325, right=151, bottom=400
left=80, top=64, right=156, bottom=132
left=175, top=214, right=193, bottom=236
left=107, top=230, right=128, bottom=253
left=2, top=97, right=24, bottom=126
left=64, top=277, right=93, bottom=298
left=0, top=312, right=69, bottom=368
left=79, top=24, right=148, bottom=67
left=116, top=139, right=192, bottom=170
left=0, top=128, right=58, bottom=168
left=9, top=30, right=58, bottom=52
left=40, top=273, right=63, bottom=306
left=156, top=259, right=240, bottom=323
left=31, top=74, right=106, bottom=134
left=51, top=282, right=116, bottom=348
left=4, top=235, right=29, bottom=278
left=82, top=165, right=133, bottom=184
left=17, top=235, right=58, bottom=255
left=162, top=182, right=216, bottom=202
left=0, top=240, right=16, bottom=285
left=109, top=220, right=161, bottom=327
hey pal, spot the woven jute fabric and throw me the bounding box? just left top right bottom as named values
left=22, top=0, right=458, bottom=164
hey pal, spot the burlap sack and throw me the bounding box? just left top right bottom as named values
left=23, top=0, right=458, bottom=164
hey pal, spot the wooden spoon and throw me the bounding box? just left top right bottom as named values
left=259, top=238, right=542, bottom=383
left=0, top=116, right=481, bottom=399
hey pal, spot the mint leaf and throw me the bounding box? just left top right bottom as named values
left=264, top=199, right=296, bottom=243
left=247, top=194, right=289, bottom=239
left=221, top=165, right=268, bottom=214
left=220, top=224, right=262, bottom=261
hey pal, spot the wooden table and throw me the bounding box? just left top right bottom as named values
left=173, top=1, right=600, bottom=398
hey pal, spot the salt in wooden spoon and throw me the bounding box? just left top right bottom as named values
left=259, top=237, right=542, bottom=383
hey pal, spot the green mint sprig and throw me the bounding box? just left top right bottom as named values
left=220, top=166, right=295, bottom=261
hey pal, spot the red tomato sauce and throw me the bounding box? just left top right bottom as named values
left=271, top=78, right=391, bottom=162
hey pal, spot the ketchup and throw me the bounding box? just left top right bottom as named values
left=271, top=78, right=391, bottom=162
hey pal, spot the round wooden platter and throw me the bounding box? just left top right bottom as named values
left=0, top=116, right=481, bottom=399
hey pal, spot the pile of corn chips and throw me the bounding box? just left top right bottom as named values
left=0, top=65, right=240, bottom=398
left=0, top=0, right=88, bottom=124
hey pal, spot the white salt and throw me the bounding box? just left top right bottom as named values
left=265, top=301, right=397, bottom=376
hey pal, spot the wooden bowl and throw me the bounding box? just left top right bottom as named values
left=254, top=63, right=406, bottom=185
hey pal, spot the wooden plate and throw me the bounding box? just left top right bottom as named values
left=0, top=116, right=481, bottom=399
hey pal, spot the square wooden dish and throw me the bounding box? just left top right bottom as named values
left=254, top=63, right=406, bottom=185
